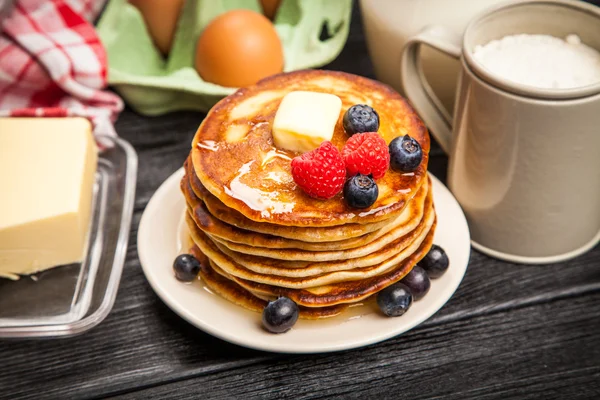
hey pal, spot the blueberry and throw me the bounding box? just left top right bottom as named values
left=173, top=254, right=201, bottom=282
left=262, top=297, right=299, bottom=333
left=343, top=104, right=380, bottom=135
left=400, top=266, right=430, bottom=300
left=389, top=135, right=423, bottom=172
left=377, top=282, right=413, bottom=317
left=344, top=174, right=378, bottom=209
left=418, top=245, right=449, bottom=279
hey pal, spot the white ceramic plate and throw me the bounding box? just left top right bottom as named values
left=138, top=168, right=471, bottom=353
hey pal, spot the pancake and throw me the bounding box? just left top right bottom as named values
left=215, top=223, right=435, bottom=307
left=186, top=209, right=435, bottom=286
left=180, top=69, right=440, bottom=319
left=182, top=164, right=417, bottom=250
left=210, top=178, right=431, bottom=261
left=184, top=160, right=392, bottom=242
left=212, top=203, right=432, bottom=272
left=190, top=246, right=348, bottom=319
left=191, top=70, right=430, bottom=227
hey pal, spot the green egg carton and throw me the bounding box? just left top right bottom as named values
left=96, top=0, right=352, bottom=116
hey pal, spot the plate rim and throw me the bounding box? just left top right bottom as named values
left=138, top=168, right=471, bottom=353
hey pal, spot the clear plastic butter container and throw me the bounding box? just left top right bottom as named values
left=0, top=136, right=137, bottom=338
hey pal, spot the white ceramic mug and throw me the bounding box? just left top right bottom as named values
left=401, top=0, right=600, bottom=263
left=360, top=0, right=509, bottom=112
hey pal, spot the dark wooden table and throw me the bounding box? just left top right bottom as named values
left=2, top=4, right=600, bottom=400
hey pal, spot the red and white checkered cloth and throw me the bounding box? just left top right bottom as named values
left=0, top=0, right=122, bottom=137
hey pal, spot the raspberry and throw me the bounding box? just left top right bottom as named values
left=342, top=132, right=390, bottom=179
left=291, top=141, right=346, bottom=199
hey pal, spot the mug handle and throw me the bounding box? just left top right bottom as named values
left=401, top=25, right=462, bottom=154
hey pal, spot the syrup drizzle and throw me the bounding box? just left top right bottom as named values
left=224, top=160, right=295, bottom=218
left=358, top=203, right=396, bottom=217
left=197, top=140, right=220, bottom=152
left=261, top=148, right=292, bottom=167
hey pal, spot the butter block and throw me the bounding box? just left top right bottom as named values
left=0, top=118, right=98, bottom=280
left=272, top=91, right=342, bottom=153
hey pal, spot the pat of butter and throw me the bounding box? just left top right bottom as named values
left=0, top=118, right=98, bottom=280
left=272, top=91, right=342, bottom=153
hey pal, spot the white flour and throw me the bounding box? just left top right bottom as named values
left=473, top=34, right=600, bottom=89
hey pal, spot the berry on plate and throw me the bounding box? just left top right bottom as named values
left=262, top=297, right=299, bottom=333
left=344, top=174, right=379, bottom=209
left=343, top=104, right=380, bottom=135
left=173, top=254, right=202, bottom=282
left=419, top=245, right=449, bottom=279
left=291, top=141, right=346, bottom=199
left=342, top=132, right=390, bottom=179
left=377, top=282, right=413, bottom=317
left=389, top=134, right=423, bottom=172
left=400, top=266, right=430, bottom=300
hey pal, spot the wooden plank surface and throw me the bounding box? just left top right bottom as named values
left=1, top=3, right=599, bottom=400
left=109, top=292, right=600, bottom=400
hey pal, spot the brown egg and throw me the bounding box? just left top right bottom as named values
left=195, top=9, right=284, bottom=88
left=129, top=0, right=184, bottom=56
left=260, top=0, right=282, bottom=20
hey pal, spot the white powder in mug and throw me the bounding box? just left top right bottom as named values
left=473, top=34, right=600, bottom=89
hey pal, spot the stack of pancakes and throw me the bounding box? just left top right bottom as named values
left=182, top=70, right=435, bottom=319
